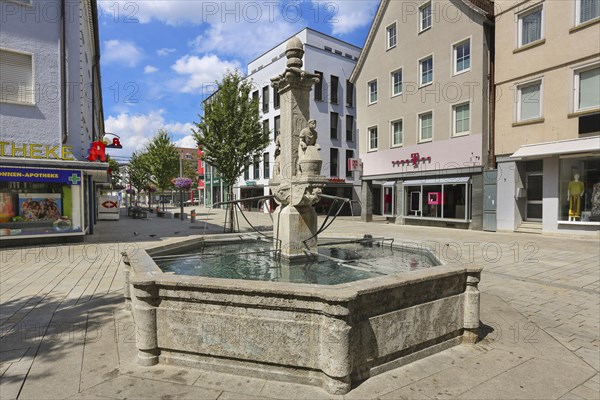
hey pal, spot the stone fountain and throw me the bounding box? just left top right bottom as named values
left=122, top=38, right=482, bottom=396
left=270, top=37, right=328, bottom=260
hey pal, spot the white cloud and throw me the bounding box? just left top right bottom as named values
left=319, top=0, right=379, bottom=36
left=157, top=47, right=176, bottom=56
left=175, top=135, right=198, bottom=149
left=144, top=65, right=159, bottom=74
left=190, top=20, right=298, bottom=59
left=104, top=110, right=195, bottom=156
left=171, top=54, right=240, bottom=93
left=103, top=40, right=143, bottom=67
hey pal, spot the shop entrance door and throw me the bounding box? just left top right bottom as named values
left=526, top=173, right=543, bottom=221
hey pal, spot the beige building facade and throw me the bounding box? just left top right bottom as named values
left=350, top=0, right=494, bottom=230
left=494, top=0, right=600, bottom=235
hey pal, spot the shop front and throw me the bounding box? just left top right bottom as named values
left=239, top=181, right=265, bottom=211
left=0, top=159, right=108, bottom=243
left=496, top=137, right=600, bottom=235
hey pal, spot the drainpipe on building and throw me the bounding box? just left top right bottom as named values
left=488, top=27, right=496, bottom=169
left=60, top=0, right=68, bottom=144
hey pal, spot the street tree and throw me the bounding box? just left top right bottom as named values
left=145, top=129, right=180, bottom=208
left=127, top=151, right=150, bottom=205
left=192, top=70, right=268, bottom=232
left=107, top=156, right=122, bottom=189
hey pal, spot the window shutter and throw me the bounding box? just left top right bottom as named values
left=0, top=50, right=33, bottom=103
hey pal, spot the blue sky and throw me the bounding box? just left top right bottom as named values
left=98, top=0, right=379, bottom=158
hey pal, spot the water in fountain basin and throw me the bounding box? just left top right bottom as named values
left=155, top=240, right=440, bottom=286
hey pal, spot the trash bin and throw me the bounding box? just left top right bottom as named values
left=190, top=209, right=196, bottom=223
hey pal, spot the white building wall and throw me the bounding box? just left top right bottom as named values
left=236, top=28, right=361, bottom=206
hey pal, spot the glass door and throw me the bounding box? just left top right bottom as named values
left=526, top=173, right=543, bottom=221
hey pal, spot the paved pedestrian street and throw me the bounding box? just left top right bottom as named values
left=1, top=208, right=598, bottom=399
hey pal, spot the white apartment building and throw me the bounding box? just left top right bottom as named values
left=233, top=28, right=361, bottom=215
left=0, top=0, right=109, bottom=245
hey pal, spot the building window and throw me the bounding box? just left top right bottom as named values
left=244, top=166, right=249, bottom=181
left=368, top=126, right=378, bottom=151
left=330, top=75, right=339, bottom=104
left=346, top=150, right=354, bottom=178
left=518, top=6, right=543, bottom=47
left=346, top=80, right=354, bottom=107
left=274, top=116, right=280, bottom=139
left=575, top=65, right=600, bottom=111
left=262, top=86, right=269, bottom=113
left=391, top=119, right=403, bottom=147
left=559, top=156, right=600, bottom=222
left=517, top=80, right=542, bottom=121
left=273, top=87, right=280, bottom=109
left=453, top=103, right=470, bottom=136
left=420, top=56, right=433, bottom=86
left=253, top=156, right=260, bottom=180
left=263, top=119, right=270, bottom=139
left=420, top=2, right=432, bottom=32
left=263, top=152, right=270, bottom=179
left=346, top=115, right=354, bottom=141
left=314, top=71, right=323, bottom=101
left=330, top=148, right=339, bottom=177
left=419, top=112, right=433, bottom=142
left=252, top=90, right=259, bottom=102
left=368, top=79, right=378, bottom=104
left=454, top=39, right=470, bottom=74
left=330, top=112, right=339, bottom=139
left=577, top=0, right=599, bottom=25
left=391, top=69, right=403, bottom=96
left=404, top=180, right=470, bottom=220
left=0, top=49, right=34, bottom=104
left=387, top=23, right=397, bottom=49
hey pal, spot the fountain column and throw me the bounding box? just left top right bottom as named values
left=270, top=38, right=327, bottom=260
left=132, top=281, right=160, bottom=366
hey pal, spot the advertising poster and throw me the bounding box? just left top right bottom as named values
left=18, top=193, right=62, bottom=221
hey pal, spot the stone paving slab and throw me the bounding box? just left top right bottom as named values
left=0, top=209, right=598, bottom=399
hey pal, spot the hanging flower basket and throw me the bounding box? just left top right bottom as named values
left=172, top=177, right=193, bottom=190
left=125, top=188, right=136, bottom=195
left=145, top=185, right=157, bottom=193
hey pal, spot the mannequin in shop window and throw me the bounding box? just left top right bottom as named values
left=567, top=173, right=584, bottom=221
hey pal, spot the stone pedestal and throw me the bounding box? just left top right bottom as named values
left=273, top=205, right=318, bottom=260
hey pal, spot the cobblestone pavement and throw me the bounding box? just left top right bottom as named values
left=1, top=207, right=598, bottom=399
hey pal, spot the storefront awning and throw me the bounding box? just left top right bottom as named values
left=403, top=177, right=471, bottom=186
left=510, top=137, right=600, bottom=159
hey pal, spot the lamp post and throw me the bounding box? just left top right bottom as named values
left=179, top=158, right=184, bottom=220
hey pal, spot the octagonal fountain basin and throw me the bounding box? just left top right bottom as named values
left=123, top=234, right=481, bottom=395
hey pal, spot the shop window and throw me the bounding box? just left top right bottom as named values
left=0, top=178, right=83, bottom=237
left=559, top=156, right=600, bottom=222
left=404, top=179, right=469, bottom=221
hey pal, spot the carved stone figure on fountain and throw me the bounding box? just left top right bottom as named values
left=297, top=119, right=322, bottom=176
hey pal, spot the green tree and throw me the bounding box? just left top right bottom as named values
left=192, top=70, right=268, bottom=231
left=127, top=151, right=150, bottom=205
left=145, top=130, right=180, bottom=206
left=107, top=156, right=122, bottom=189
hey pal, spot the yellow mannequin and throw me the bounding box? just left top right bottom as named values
left=568, top=174, right=584, bottom=221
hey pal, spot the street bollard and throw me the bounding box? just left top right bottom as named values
left=190, top=209, right=196, bottom=223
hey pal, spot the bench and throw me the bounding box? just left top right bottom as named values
left=128, top=207, right=147, bottom=219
